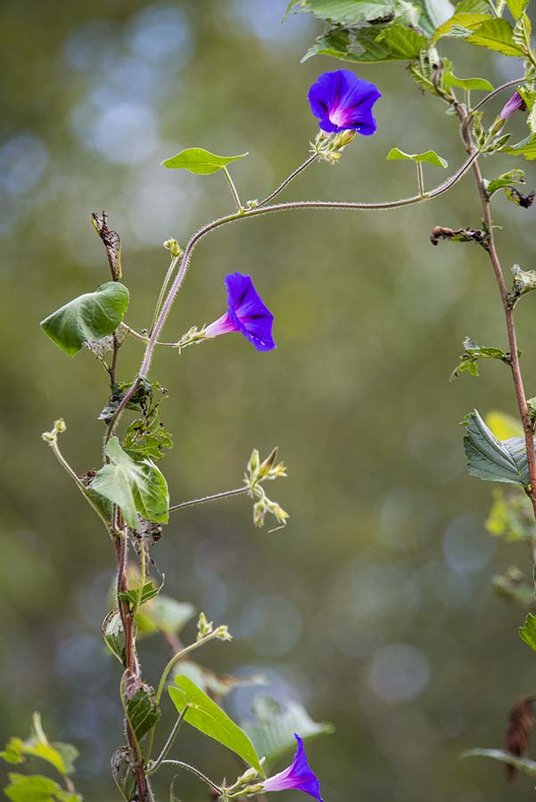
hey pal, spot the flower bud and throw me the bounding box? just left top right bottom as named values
left=163, top=238, right=182, bottom=258
left=499, top=91, right=527, bottom=121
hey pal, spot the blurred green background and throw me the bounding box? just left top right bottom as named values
left=1, top=0, right=536, bottom=799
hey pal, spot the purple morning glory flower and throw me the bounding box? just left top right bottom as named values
left=308, top=69, right=381, bottom=135
left=204, top=272, right=276, bottom=351
left=261, top=734, right=323, bottom=802
left=499, top=91, right=527, bottom=120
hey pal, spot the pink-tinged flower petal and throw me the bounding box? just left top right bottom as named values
left=205, top=273, right=276, bottom=351
left=308, top=69, right=381, bottom=135
left=261, top=734, right=323, bottom=802
left=499, top=91, right=527, bottom=120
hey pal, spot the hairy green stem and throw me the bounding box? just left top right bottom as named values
left=147, top=706, right=189, bottom=776
left=223, top=166, right=244, bottom=211
left=169, top=486, right=248, bottom=512
left=155, top=631, right=226, bottom=706
left=158, top=760, right=222, bottom=793
left=104, top=146, right=480, bottom=441
left=257, top=153, right=317, bottom=207
left=150, top=254, right=181, bottom=336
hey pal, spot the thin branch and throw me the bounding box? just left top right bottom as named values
left=159, top=760, right=222, bottom=793
left=416, top=161, right=425, bottom=198
left=147, top=706, right=189, bottom=776
left=223, top=167, right=243, bottom=211
left=106, top=148, right=480, bottom=437
left=257, top=153, right=317, bottom=207
left=169, top=486, right=248, bottom=513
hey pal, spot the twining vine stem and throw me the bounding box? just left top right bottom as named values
left=105, top=146, right=481, bottom=438
left=455, top=99, right=536, bottom=523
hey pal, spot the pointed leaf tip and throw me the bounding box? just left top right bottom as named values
left=161, top=148, right=249, bottom=175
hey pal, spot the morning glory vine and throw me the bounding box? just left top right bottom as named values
left=4, top=1, right=536, bottom=799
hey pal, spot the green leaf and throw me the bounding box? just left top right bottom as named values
left=455, top=0, right=489, bottom=10
left=303, top=23, right=427, bottom=63
left=168, top=676, right=263, bottom=774
left=461, top=749, right=536, bottom=777
left=432, top=11, right=490, bottom=42
left=89, top=437, right=169, bottom=530
left=463, top=410, right=529, bottom=486
left=423, top=0, right=456, bottom=27
left=40, top=282, right=129, bottom=357
left=161, top=148, right=248, bottom=175
left=485, top=167, right=525, bottom=197
left=508, top=263, right=536, bottom=305
left=506, top=0, right=529, bottom=19
left=443, top=72, right=493, bottom=90
left=119, top=581, right=160, bottom=607
left=4, top=774, right=80, bottom=802
left=450, top=337, right=508, bottom=379
left=173, top=660, right=266, bottom=698
left=125, top=684, right=161, bottom=743
left=241, top=696, right=334, bottom=768
left=387, top=147, right=447, bottom=166
left=101, top=609, right=125, bottom=665
left=305, top=0, right=398, bottom=24
left=136, top=595, right=196, bottom=639
left=110, top=747, right=135, bottom=802
left=0, top=715, right=79, bottom=778
left=519, top=613, right=536, bottom=650
left=502, top=133, right=536, bottom=160
left=466, top=17, right=526, bottom=55
left=486, top=488, right=536, bottom=541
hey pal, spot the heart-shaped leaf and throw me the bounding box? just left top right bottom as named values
left=40, top=282, right=129, bottom=356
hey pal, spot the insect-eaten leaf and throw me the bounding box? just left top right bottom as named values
left=450, top=337, right=508, bottom=380
left=161, top=147, right=248, bottom=175
left=387, top=147, right=447, bottom=167
left=168, top=676, right=264, bottom=774
left=40, top=282, right=129, bottom=356
left=89, top=437, right=169, bottom=530
left=241, top=695, right=334, bottom=769
left=463, top=410, right=530, bottom=486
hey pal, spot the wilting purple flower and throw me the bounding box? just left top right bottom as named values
left=204, top=272, right=276, bottom=351
left=499, top=91, right=527, bottom=120
left=261, top=734, right=323, bottom=802
left=308, top=69, right=381, bottom=135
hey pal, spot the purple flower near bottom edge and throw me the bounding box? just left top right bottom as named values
left=499, top=91, right=527, bottom=120
left=204, top=272, right=276, bottom=351
left=308, top=69, right=381, bottom=135
left=261, top=734, right=324, bottom=802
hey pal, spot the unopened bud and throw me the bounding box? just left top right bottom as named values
left=163, top=238, right=182, bottom=258
left=214, top=625, right=232, bottom=641
left=197, top=612, right=213, bottom=640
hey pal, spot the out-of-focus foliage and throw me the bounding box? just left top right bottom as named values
left=2, top=0, right=536, bottom=800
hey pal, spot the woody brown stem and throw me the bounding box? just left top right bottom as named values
left=455, top=101, right=536, bottom=520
